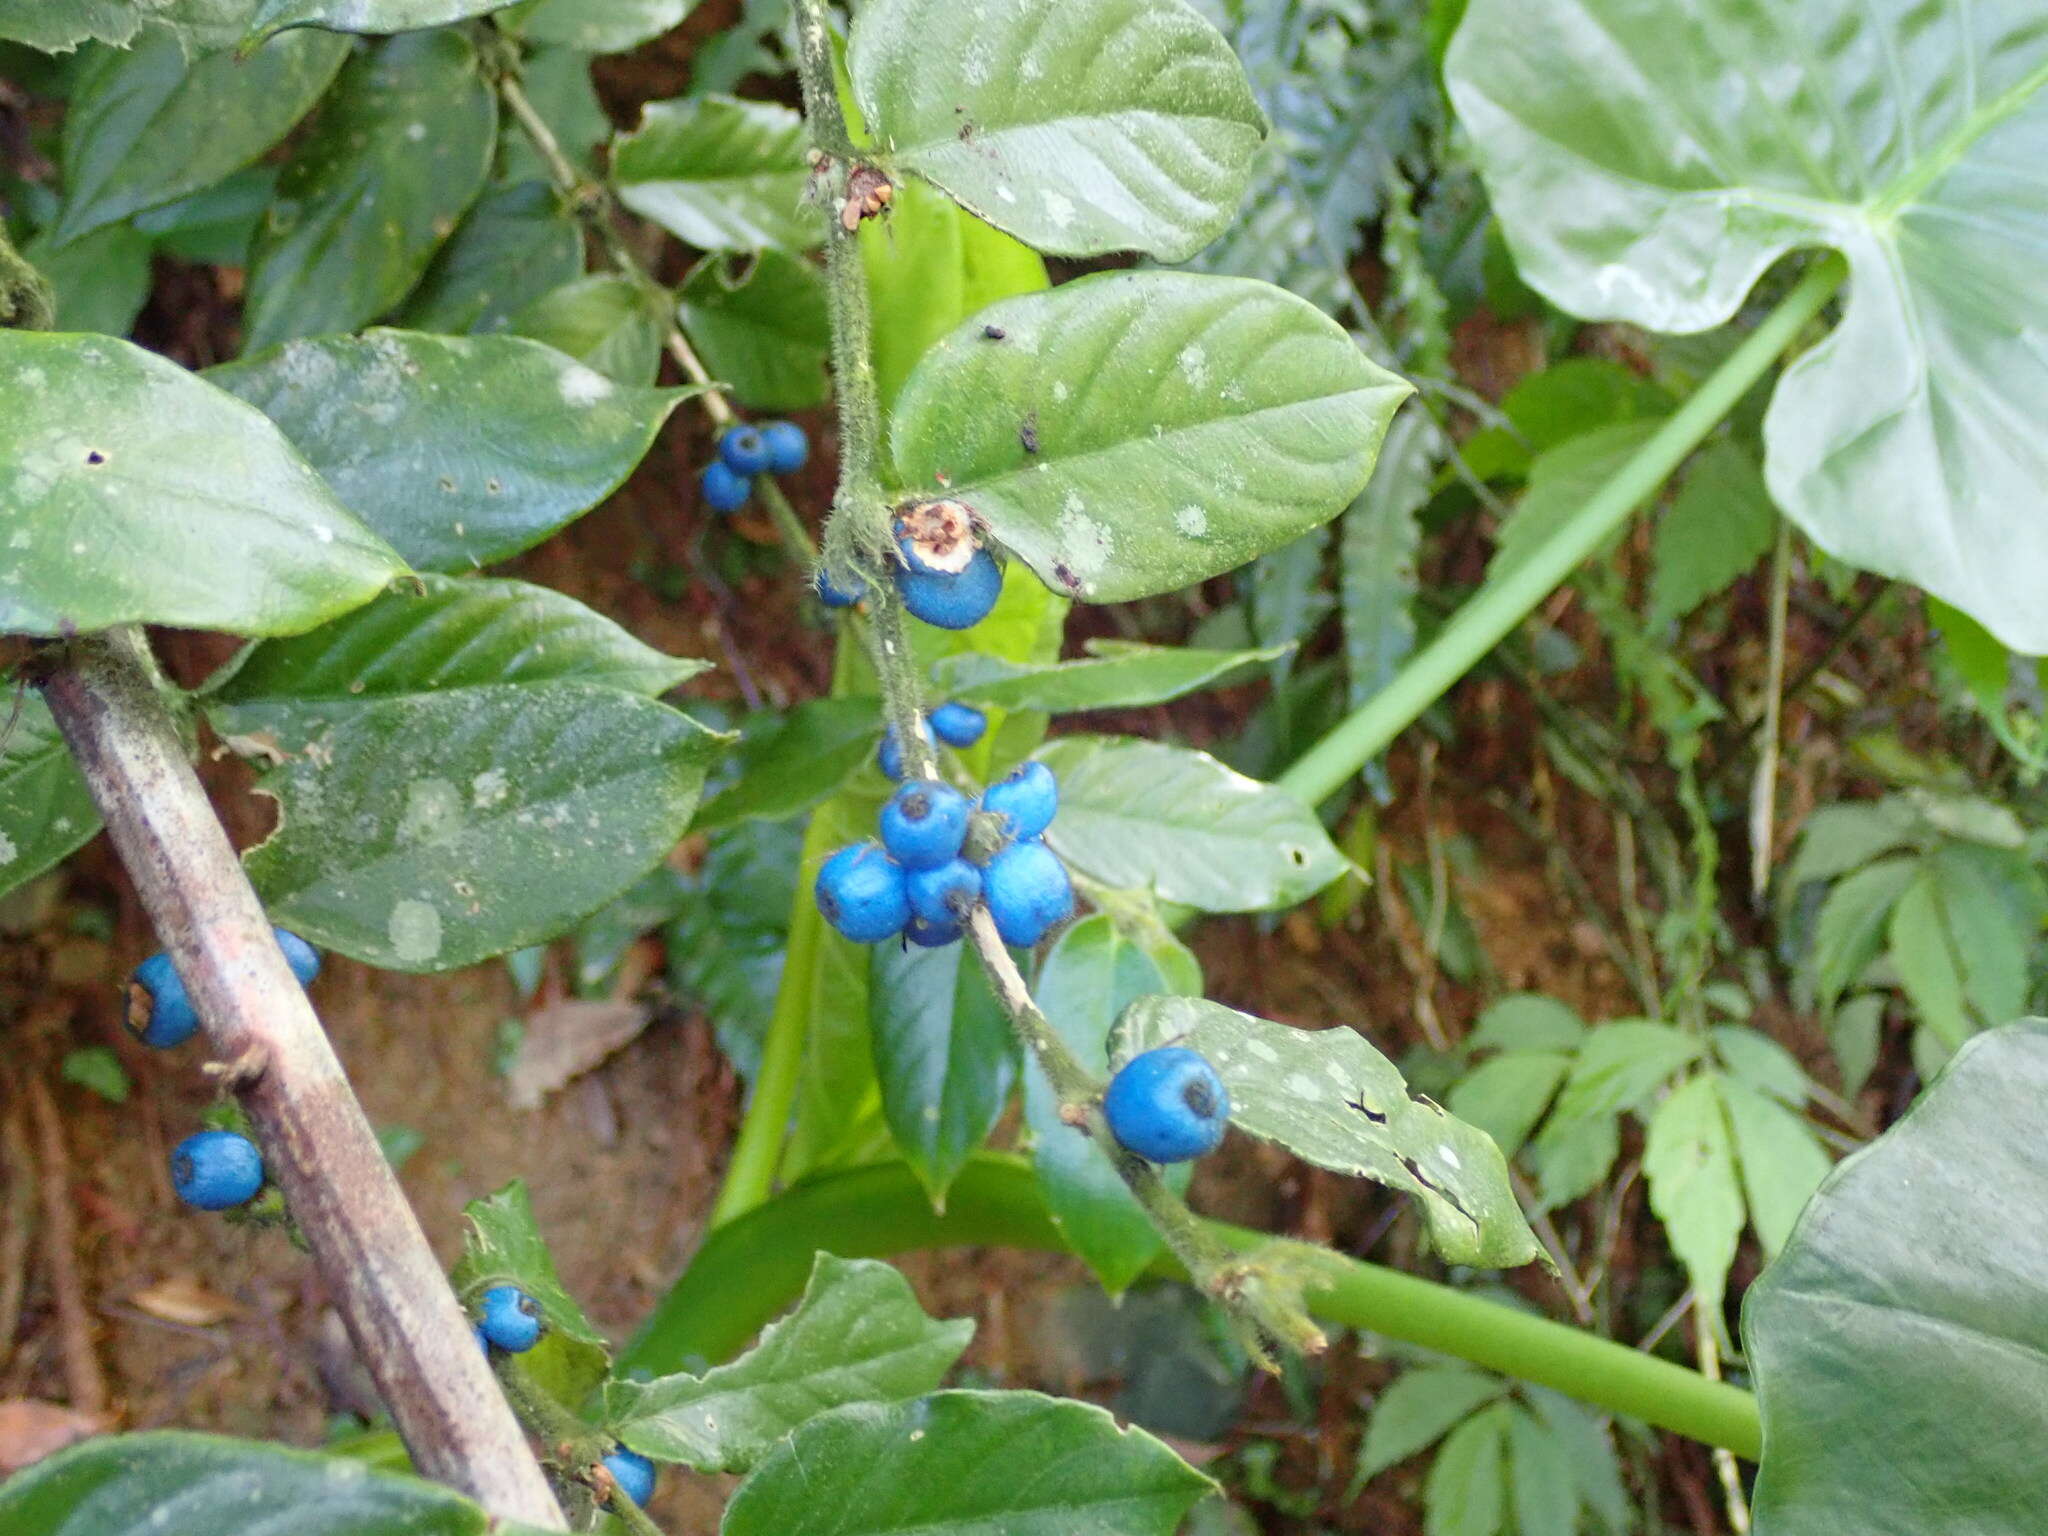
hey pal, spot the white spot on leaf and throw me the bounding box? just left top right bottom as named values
left=388, top=899, right=442, bottom=963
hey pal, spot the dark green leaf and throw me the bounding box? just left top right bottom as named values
left=1486, top=421, right=1663, bottom=589
left=61, top=1044, right=130, bottom=1103
left=493, top=46, right=606, bottom=185
left=891, top=271, right=1410, bottom=604
left=402, top=180, right=584, bottom=335
left=243, top=30, right=496, bottom=352
left=509, top=273, right=664, bottom=386
left=609, top=1253, right=973, bottom=1472
left=451, top=1180, right=610, bottom=1401
left=1747, top=1021, right=2048, bottom=1536
left=612, top=95, right=814, bottom=252
left=206, top=574, right=705, bottom=750
left=1650, top=439, right=1778, bottom=624
left=675, top=250, right=831, bottom=411
left=0, top=332, right=405, bottom=639
left=847, top=0, right=1265, bottom=260
left=1113, top=994, right=1545, bottom=1269
left=1357, top=1367, right=1505, bottom=1482
left=249, top=0, right=522, bottom=39
left=722, top=1390, right=1213, bottom=1536
left=51, top=25, right=347, bottom=245
left=244, top=683, right=727, bottom=969
left=869, top=937, right=1018, bottom=1204
left=1811, top=854, right=1919, bottom=1007
left=665, top=819, right=797, bottom=1080
left=1035, top=736, right=1345, bottom=913
left=691, top=699, right=884, bottom=832
left=208, top=330, right=685, bottom=571
left=1446, top=1052, right=1568, bottom=1162
left=929, top=642, right=1285, bottom=714
left=501, top=0, right=695, bottom=54
left=1448, top=0, right=2048, bottom=651
left=24, top=222, right=152, bottom=336
left=0, top=1431, right=513, bottom=1536
left=1027, top=915, right=1180, bottom=1293
left=132, top=164, right=279, bottom=266
left=0, top=1, right=145, bottom=52
left=0, top=690, right=101, bottom=900
left=1422, top=1401, right=1509, bottom=1536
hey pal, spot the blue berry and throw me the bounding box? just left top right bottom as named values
left=906, top=858, right=981, bottom=927
left=895, top=544, right=1002, bottom=630
left=475, top=1323, right=493, bottom=1355
left=604, top=1447, right=656, bottom=1508
left=981, top=839, right=1073, bottom=946
left=905, top=913, right=963, bottom=947
left=980, top=760, right=1057, bottom=842
left=816, top=567, right=868, bottom=608
left=815, top=844, right=911, bottom=943
left=477, top=1285, right=543, bottom=1353
left=929, top=701, right=987, bottom=749
left=717, top=425, right=774, bottom=476
left=760, top=420, right=809, bottom=474
left=274, top=927, right=321, bottom=987
left=880, top=781, right=971, bottom=870
left=129, top=951, right=199, bottom=1049
left=171, top=1130, right=264, bottom=1210
left=700, top=460, right=752, bottom=513
left=877, top=717, right=937, bottom=781
left=1103, top=1046, right=1231, bottom=1163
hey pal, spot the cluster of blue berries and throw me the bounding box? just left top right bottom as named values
left=1103, top=1047, right=1231, bottom=1164
left=815, top=705, right=1075, bottom=949
left=135, top=929, right=323, bottom=1214
left=813, top=502, right=1003, bottom=631
left=472, top=1284, right=654, bottom=1506
left=700, top=421, right=808, bottom=512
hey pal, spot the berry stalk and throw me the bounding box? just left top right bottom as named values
left=38, top=627, right=567, bottom=1529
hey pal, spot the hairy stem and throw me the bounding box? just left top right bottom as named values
left=1276, top=254, right=1848, bottom=807
left=492, top=64, right=817, bottom=564
left=40, top=629, right=565, bottom=1528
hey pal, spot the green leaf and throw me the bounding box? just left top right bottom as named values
left=501, top=0, right=695, bottom=55
left=1642, top=1073, right=1743, bottom=1315
left=1446, top=1052, right=1569, bottom=1162
left=1888, top=868, right=1973, bottom=1052
left=1747, top=1021, right=2048, bottom=1536
left=868, top=939, right=1019, bottom=1204
left=862, top=176, right=1049, bottom=426
left=1422, top=1401, right=1509, bottom=1536
left=1447, top=0, right=2048, bottom=653
left=1026, top=915, right=1177, bottom=1293
left=1826, top=993, right=1887, bottom=1100
left=0, top=1, right=146, bottom=52
left=133, top=163, right=276, bottom=266
left=1112, top=995, right=1544, bottom=1269
left=243, top=30, right=496, bottom=353
left=244, top=683, right=726, bottom=970
left=847, top=0, right=1265, bottom=261
left=508, top=273, right=664, bottom=386
left=208, top=330, right=685, bottom=571
left=451, top=1180, right=610, bottom=1402
left=0, top=1431, right=512, bottom=1536
left=1357, top=1367, right=1506, bottom=1482
left=61, top=1044, right=130, bottom=1103
left=691, top=699, right=884, bottom=833
left=721, top=1390, right=1213, bottom=1536
left=1486, top=421, right=1663, bottom=590
left=248, top=0, right=522, bottom=40
left=1931, top=845, right=2035, bottom=1029
left=24, top=222, right=153, bottom=336
left=1341, top=408, right=1436, bottom=776
left=609, top=1253, right=973, bottom=1473
left=0, top=691, right=101, bottom=901
left=0, top=332, right=406, bottom=639
left=675, top=250, right=831, bottom=411
left=1467, top=994, right=1585, bottom=1055
left=1524, top=1389, right=1630, bottom=1534
left=1528, top=1113, right=1619, bottom=1210
left=890, top=271, right=1412, bottom=603
left=402, top=180, right=584, bottom=335
left=1811, top=854, right=1920, bottom=1007
left=493, top=45, right=605, bottom=185
left=612, top=95, right=814, bottom=252
left=1782, top=798, right=1923, bottom=889
left=1547, top=1020, right=1703, bottom=1126
left=1649, top=439, right=1778, bottom=624
left=665, top=819, right=797, bottom=1079
left=1717, top=1075, right=1829, bottom=1259
left=205, top=575, right=704, bottom=750
left=51, top=25, right=348, bottom=246
left=1707, top=1024, right=1808, bottom=1107
left=929, top=642, right=1285, bottom=714
left=1504, top=1402, right=1579, bottom=1536
left=1034, top=736, right=1346, bottom=913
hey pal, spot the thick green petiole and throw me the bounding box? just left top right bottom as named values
left=1277, top=255, right=1846, bottom=808
left=630, top=1154, right=1762, bottom=1461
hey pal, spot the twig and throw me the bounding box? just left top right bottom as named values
left=1507, top=1168, right=1593, bottom=1326
left=0, top=1095, right=35, bottom=1371
left=1694, top=1301, right=1753, bottom=1533
left=26, top=1072, right=107, bottom=1415
left=1748, top=520, right=1791, bottom=903
left=39, top=627, right=564, bottom=1528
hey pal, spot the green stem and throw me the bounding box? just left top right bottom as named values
left=625, top=1153, right=1762, bottom=1461
left=1276, top=255, right=1847, bottom=808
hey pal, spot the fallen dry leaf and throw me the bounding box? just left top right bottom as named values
left=0, top=1400, right=109, bottom=1473
left=505, top=999, right=653, bottom=1110
left=132, top=1273, right=239, bottom=1327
